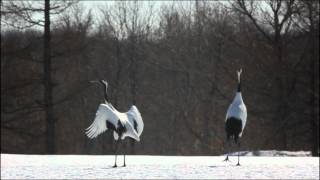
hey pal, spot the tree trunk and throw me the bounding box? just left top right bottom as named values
left=309, top=13, right=318, bottom=157
left=44, top=0, right=55, bottom=154
left=113, top=39, right=122, bottom=107
left=274, top=37, right=288, bottom=150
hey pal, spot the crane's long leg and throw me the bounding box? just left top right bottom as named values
left=236, top=141, right=241, bottom=166
left=223, top=139, right=231, bottom=162
left=123, top=154, right=126, bottom=167
left=119, top=139, right=126, bottom=167
left=113, top=140, right=119, bottom=168
left=123, top=139, right=128, bottom=167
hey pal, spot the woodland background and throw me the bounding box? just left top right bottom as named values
left=1, top=0, right=319, bottom=156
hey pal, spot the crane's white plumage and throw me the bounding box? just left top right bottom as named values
left=85, top=103, right=143, bottom=141
left=127, top=105, right=144, bottom=136
left=85, top=103, right=117, bottom=139
left=226, top=93, right=247, bottom=135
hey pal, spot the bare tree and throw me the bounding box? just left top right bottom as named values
left=1, top=0, right=76, bottom=154
left=294, top=1, right=319, bottom=156
left=231, top=0, right=302, bottom=149
left=2, top=1, right=317, bottom=155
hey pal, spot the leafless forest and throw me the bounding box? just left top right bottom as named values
left=1, top=0, right=319, bottom=156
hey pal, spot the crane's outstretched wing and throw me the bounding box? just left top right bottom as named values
left=127, top=105, right=144, bottom=136
left=85, top=104, right=119, bottom=139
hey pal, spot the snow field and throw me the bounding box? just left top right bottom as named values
left=1, top=154, right=319, bottom=179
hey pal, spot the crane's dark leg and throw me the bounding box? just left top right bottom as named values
left=113, top=140, right=119, bottom=168
left=123, top=154, right=126, bottom=167
left=236, top=141, right=241, bottom=166
left=113, top=155, right=118, bottom=168
left=223, top=137, right=231, bottom=162
left=121, top=139, right=126, bottom=167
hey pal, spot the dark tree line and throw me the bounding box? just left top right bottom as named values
left=1, top=1, right=319, bottom=156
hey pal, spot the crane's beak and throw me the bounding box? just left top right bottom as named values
left=89, top=80, right=99, bottom=84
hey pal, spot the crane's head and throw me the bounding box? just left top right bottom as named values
left=237, top=68, right=242, bottom=83
left=90, top=80, right=108, bottom=87
left=100, top=80, right=108, bottom=86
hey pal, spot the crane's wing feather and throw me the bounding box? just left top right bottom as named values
left=127, top=105, right=144, bottom=136
left=226, top=102, right=247, bottom=136
left=85, top=104, right=119, bottom=139
left=239, top=105, right=247, bottom=137
left=240, top=103, right=247, bottom=130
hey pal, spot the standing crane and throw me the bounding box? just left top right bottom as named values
left=224, top=69, right=247, bottom=166
left=85, top=80, right=144, bottom=167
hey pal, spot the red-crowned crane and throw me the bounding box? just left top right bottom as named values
left=85, top=80, right=144, bottom=167
left=224, top=69, right=247, bottom=166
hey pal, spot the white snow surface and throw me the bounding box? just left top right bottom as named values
left=1, top=152, right=319, bottom=179
left=227, top=150, right=313, bottom=157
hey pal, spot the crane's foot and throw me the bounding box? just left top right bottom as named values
left=236, top=162, right=241, bottom=166
left=113, top=164, right=117, bottom=168
left=122, top=164, right=126, bottom=167
left=223, top=156, right=230, bottom=162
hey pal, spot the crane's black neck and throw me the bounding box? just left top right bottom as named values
left=101, top=82, right=109, bottom=102
left=237, top=70, right=242, bottom=92
left=237, top=81, right=241, bottom=92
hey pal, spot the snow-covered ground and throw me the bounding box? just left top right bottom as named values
left=1, top=151, right=319, bottom=179
left=228, top=150, right=312, bottom=157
